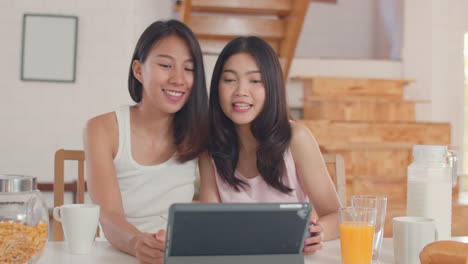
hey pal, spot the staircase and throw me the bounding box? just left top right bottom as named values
left=295, top=76, right=468, bottom=237
left=176, top=0, right=320, bottom=79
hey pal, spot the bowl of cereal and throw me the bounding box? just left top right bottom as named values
left=0, top=175, right=49, bottom=264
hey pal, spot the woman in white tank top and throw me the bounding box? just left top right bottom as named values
left=83, top=20, right=208, bottom=264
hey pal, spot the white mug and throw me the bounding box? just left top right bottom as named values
left=393, top=216, right=437, bottom=264
left=53, top=204, right=100, bottom=254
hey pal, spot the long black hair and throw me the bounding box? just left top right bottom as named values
left=208, top=36, right=292, bottom=193
left=128, top=20, right=208, bottom=162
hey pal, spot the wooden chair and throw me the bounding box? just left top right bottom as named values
left=53, top=149, right=86, bottom=241
left=322, top=153, right=347, bottom=206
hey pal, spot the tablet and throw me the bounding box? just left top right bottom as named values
left=165, top=203, right=311, bottom=264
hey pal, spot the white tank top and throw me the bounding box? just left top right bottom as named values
left=113, top=106, right=196, bottom=233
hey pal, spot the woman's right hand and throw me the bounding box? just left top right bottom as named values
left=303, top=218, right=324, bottom=255
left=134, top=230, right=166, bottom=264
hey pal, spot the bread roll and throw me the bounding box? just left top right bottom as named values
left=419, top=240, right=468, bottom=264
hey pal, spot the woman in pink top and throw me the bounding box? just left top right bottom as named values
left=199, top=36, right=341, bottom=255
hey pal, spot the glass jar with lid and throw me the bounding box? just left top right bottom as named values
left=0, top=175, right=49, bottom=263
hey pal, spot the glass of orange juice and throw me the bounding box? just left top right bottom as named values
left=339, top=207, right=377, bottom=264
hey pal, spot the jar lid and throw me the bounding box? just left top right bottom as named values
left=0, top=175, right=37, bottom=192
left=412, top=145, right=447, bottom=162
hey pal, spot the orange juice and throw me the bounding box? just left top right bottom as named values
left=340, top=222, right=375, bottom=264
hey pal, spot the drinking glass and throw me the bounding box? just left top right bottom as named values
left=339, top=207, right=377, bottom=264
left=351, top=195, right=387, bottom=262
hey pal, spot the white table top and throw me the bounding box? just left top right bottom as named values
left=38, top=241, right=137, bottom=264
left=37, top=237, right=468, bottom=264
left=38, top=238, right=396, bottom=264
left=307, top=238, right=394, bottom=263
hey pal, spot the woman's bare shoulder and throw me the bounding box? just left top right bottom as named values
left=85, top=112, right=117, bottom=135
left=84, top=112, right=119, bottom=152
left=289, top=121, right=322, bottom=161
left=290, top=121, right=316, bottom=144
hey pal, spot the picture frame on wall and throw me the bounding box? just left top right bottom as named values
left=20, top=14, right=78, bottom=83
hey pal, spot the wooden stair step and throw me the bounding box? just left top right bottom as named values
left=188, top=0, right=293, bottom=15
left=188, top=15, right=285, bottom=40
left=178, top=0, right=336, bottom=15
left=323, top=146, right=412, bottom=181
left=453, top=204, right=468, bottom=236
left=303, top=96, right=429, bottom=103
left=300, top=120, right=450, bottom=145
left=296, top=76, right=411, bottom=99
left=303, top=98, right=429, bottom=122
left=321, top=142, right=414, bottom=151
left=177, top=0, right=311, bottom=79
left=350, top=178, right=407, bottom=206
left=199, top=38, right=280, bottom=54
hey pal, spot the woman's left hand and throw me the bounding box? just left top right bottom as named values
left=303, top=218, right=324, bottom=255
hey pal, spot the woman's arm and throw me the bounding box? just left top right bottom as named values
left=290, top=122, right=341, bottom=242
left=198, top=152, right=221, bottom=203
left=84, top=114, right=164, bottom=262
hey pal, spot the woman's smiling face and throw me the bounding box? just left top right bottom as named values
left=133, top=34, right=194, bottom=114
left=218, top=52, right=266, bottom=127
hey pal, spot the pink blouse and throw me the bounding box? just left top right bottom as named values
left=213, top=149, right=309, bottom=203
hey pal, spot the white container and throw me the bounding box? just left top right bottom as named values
left=407, top=145, right=457, bottom=240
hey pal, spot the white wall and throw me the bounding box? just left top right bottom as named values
left=296, top=0, right=377, bottom=59
left=295, top=0, right=404, bottom=60
left=1, top=0, right=465, bottom=184
left=0, top=0, right=172, bottom=182
left=402, top=0, right=466, bottom=160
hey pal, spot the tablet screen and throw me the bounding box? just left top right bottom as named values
left=166, top=203, right=311, bottom=256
